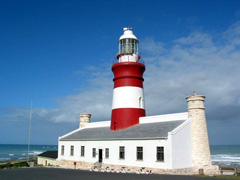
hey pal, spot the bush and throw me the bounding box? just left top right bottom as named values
left=11, top=162, right=28, bottom=168
left=0, top=162, right=12, bottom=169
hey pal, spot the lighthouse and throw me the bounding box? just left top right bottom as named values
left=110, top=28, right=146, bottom=131
left=59, top=28, right=220, bottom=175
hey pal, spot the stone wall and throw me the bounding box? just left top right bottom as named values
left=56, top=159, right=221, bottom=175
left=57, top=159, right=94, bottom=170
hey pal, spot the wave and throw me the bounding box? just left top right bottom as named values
left=28, top=151, right=43, bottom=155
left=212, top=154, right=240, bottom=166
left=9, top=154, right=14, bottom=156
left=17, top=157, right=28, bottom=160
left=212, top=154, right=240, bottom=162
left=0, top=158, right=10, bottom=161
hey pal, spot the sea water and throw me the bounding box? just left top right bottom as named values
left=0, top=144, right=239, bottom=167
left=0, top=144, right=57, bottom=161
left=211, top=145, right=240, bottom=167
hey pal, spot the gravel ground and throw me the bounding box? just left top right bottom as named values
left=0, top=167, right=225, bottom=180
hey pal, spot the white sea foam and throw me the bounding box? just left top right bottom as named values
left=9, top=154, right=14, bottom=156
left=0, top=158, right=10, bottom=161
left=28, top=151, right=43, bottom=155
left=212, top=154, right=240, bottom=166
left=17, top=157, right=27, bottom=160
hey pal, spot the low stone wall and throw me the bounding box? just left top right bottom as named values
left=57, top=160, right=94, bottom=170
left=192, top=165, right=221, bottom=175
left=56, top=160, right=221, bottom=175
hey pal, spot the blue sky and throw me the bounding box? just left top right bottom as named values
left=1, top=0, right=240, bottom=145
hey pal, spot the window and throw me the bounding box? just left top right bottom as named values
left=92, top=148, right=96, bottom=157
left=157, top=147, right=164, bottom=161
left=119, top=146, right=125, bottom=159
left=61, top=145, right=64, bottom=156
left=81, top=146, right=85, bottom=157
left=137, top=147, right=143, bottom=160
left=139, top=97, right=143, bottom=108
left=70, top=146, right=74, bottom=156
left=119, top=38, right=138, bottom=55
left=105, top=148, right=109, bottom=159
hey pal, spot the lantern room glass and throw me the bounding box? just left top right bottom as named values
left=119, top=38, right=138, bottom=55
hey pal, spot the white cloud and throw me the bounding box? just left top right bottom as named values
left=142, top=21, right=240, bottom=123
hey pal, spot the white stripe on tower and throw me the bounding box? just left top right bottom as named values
left=112, top=86, right=144, bottom=109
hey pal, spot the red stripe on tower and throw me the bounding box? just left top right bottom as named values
left=110, top=28, right=146, bottom=131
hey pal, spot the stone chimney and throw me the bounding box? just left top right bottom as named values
left=79, top=112, right=91, bottom=128
left=186, top=92, right=212, bottom=167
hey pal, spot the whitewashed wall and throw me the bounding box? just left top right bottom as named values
left=58, top=139, right=169, bottom=169
left=168, top=119, right=192, bottom=169
left=37, top=157, right=57, bottom=166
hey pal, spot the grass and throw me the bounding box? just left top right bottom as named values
left=212, top=175, right=240, bottom=180
left=11, top=162, right=29, bottom=168
left=0, top=157, right=37, bottom=169
left=0, top=162, right=29, bottom=169
left=197, top=173, right=240, bottom=180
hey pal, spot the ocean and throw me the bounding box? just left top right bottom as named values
left=0, top=144, right=239, bottom=167
left=0, top=144, right=57, bottom=162
left=211, top=145, right=240, bottom=167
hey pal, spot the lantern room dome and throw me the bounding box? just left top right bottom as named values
left=119, top=29, right=138, bottom=41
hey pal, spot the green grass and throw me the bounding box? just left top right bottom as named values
left=0, top=162, right=29, bottom=169
left=212, top=175, right=240, bottom=180
left=11, top=162, right=28, bottom=168
left=197, top=174, right=240, bottom=180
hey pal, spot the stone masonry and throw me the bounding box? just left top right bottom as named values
left=186, top=92, right=212, bottom=167
left=56, top=159, right=220, bottom=175
left=79, top=112, right=91, bottom=128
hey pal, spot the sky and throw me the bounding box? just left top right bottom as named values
left=0, top=0, right=240, bottom=145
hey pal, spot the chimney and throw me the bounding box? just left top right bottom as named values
left=79, top=112, right=91, bottom=128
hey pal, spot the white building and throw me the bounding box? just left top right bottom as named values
left=57, top=29, right=220, bottom=175
left=58, top=112, right=191, bottom=169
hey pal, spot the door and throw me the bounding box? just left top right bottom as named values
left=98, top=149, right=103, bottom=163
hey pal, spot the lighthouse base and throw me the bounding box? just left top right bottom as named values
left=110, top=108, right=145, bottom=131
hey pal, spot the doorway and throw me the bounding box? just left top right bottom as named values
left=98, top=149, right=103, bottom=163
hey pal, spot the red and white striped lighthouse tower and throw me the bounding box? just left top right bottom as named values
left=110, top=28, right=146, bottom=131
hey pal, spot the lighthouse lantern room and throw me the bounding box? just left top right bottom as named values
left=118, top=28, right=139, bottom=62
left=111, top=28, right=146, bottom=131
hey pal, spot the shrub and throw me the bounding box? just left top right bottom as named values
left=11, top=162, right=28, bottom=168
